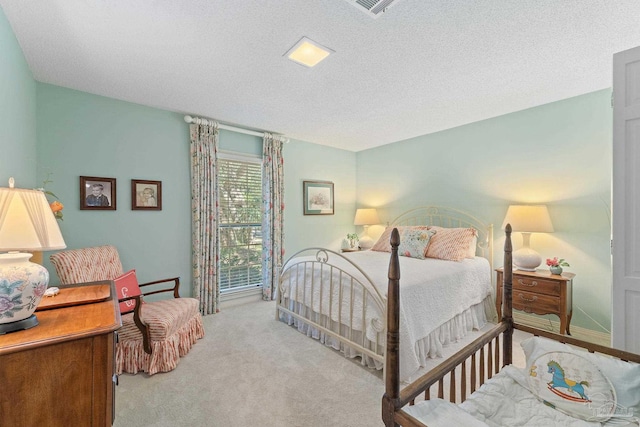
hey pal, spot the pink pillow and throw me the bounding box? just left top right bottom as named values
left=371, top=226, right=429, bottom=252
left=114, top=269, right=142, bottom=314
left=425, top=227, right=478, bottom=261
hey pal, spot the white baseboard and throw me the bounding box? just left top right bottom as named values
left=513, top=312, right=611, bottom=347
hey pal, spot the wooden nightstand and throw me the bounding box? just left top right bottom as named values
left=495, top=268, right=575, bottom=335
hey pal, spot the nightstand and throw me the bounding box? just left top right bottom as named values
left=495, top=268, right=575, bottom=335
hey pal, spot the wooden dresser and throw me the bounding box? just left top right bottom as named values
left=0, top=281, right=121, bottom=427
left=495, top=268, right=575, bottom=335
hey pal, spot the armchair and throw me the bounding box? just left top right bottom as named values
left=50, top=245, right=205, bottom=375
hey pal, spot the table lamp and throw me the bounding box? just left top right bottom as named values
left=0, top=177, right=66, bottom=334
left=501, top=205, right=554, bottom=271
left=354, top=208, right=380, bottom=250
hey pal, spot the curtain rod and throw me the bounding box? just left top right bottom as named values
left=183, top=115, right=288, bottom=142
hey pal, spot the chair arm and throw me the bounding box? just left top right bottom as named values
left=130, top=295, right=152, bottom=354
left=139, top=277, right=181, bottom=299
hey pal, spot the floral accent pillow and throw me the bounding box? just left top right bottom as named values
left=398, top=229, right=437, bottom=259
left=371, top=226, right=429, bottom=252
left=425, top=227, right=478, bottom=261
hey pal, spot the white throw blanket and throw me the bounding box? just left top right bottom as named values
left=279, top=250, right=493, bottom=381
left=405, top=366, right=606, bottom=427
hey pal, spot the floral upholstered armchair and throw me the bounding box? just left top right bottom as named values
left=50, top=245, right=204, bottom=375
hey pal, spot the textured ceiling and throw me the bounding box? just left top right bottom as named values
left=2, top=0, right=640, bottom=151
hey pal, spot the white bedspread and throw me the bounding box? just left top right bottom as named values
left=279, top=250, right=493, bottom=381
left=405, top=366, right=602, bottom=427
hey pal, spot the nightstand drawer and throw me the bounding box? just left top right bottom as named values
left=495, top=267, right=574, bottom=335
left=513, top=276, right=560, bottom=296
left=512, top=290, right=559, bottom=314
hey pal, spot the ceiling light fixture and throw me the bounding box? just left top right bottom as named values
left=285, top=37, right=333, bottom=68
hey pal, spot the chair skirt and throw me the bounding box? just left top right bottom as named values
left=116, top=298, right=205, bottom=375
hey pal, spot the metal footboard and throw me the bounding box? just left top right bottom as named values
left=276, top=248, right=387, bottom=365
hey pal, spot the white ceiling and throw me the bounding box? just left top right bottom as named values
left=2, top=1, right=640, bottom=152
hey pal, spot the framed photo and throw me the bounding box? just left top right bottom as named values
left=131, top=179, right=162, bottom=211
left=80, top=176, right=116, bottom=210
left=303, top=180, right=334, bottom=215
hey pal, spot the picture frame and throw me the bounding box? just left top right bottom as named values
left=131, top=179, right=162, bottom=211
left=303, top=180, right=334, bottom=215
left=80, top=176, right=116, bottom=210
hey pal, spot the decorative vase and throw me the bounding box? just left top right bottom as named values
left=0, top=252, right=49, bottom=333
left=341, top=238, right=350, bottom=250
left=550, top=266, right=563, bottom=275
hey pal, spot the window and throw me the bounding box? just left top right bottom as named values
left=218, top=155, right=262, bottom=293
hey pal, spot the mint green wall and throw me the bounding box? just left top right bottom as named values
left=283, top=140, right=357, bottom=256
left=35, top=83, right=356, bottom=294
left=36, top=83, right=193, bottom=291
left=0, top=7, right=37, bottom=187
left=356, top=90, right=612, bottom=333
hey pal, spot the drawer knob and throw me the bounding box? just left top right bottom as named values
left=519, top=294, right=538, bottom=303
left=518, top=279, right=538, bottom=287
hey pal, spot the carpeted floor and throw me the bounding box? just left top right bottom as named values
left=114, top=299, right=528, bottom=427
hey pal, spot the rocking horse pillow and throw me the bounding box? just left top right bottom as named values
left=522, top=336, right=640, bottom=424
left=527, top=351, right=616, bottom=422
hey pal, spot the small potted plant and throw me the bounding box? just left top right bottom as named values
left=546, top=257, right=569, bottom=275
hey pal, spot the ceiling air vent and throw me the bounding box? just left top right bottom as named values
left=344, top=0, right=404, bottom=18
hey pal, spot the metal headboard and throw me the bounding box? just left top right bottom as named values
left=390, top=206, right=494, bottom=271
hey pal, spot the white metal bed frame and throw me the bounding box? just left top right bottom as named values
left=275, top=206, right=494, bottom=369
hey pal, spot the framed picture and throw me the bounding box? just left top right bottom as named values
left=131, top=179, right=162, bottom=210
left=303, top=180, right=334, bottom=215
left=80, top=176, right=116, bottom=210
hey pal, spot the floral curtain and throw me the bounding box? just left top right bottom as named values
left=189, top=122, right=220, bottom=315
left=261, top=133, right=285, bottom=300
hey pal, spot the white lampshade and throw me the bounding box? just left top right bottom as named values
left=501, top=205, right=554, bottom=233
left=0, top=178, right=66, bottom=333
left=354, top=208, right=380, bottom=249
left=502, top=205, right=553, bottom=271
left=354, top=208, right=380, bottom=226
left=0, top=185, right=66, bottom=252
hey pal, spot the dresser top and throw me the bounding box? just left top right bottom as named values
left=0, top=281, right=121, bottom=355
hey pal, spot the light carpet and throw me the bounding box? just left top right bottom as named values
left=114, top=299, right=528, bottom=427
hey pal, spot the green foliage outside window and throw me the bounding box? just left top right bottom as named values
left=219, top=158, right=263, bottom=292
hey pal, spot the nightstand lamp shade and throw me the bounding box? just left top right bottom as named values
left=501, top=205, right=554, bottom=271
left=354, top=208, right=380, bottom=250
left=0, top=178, right=66, bottom=334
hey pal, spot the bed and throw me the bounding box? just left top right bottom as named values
left=382, top=225, right=640, bottom=427
left=276, top=206, right=496, bottom=382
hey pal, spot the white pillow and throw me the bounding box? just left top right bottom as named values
left=527, top=351, right=616, bottom=422
left=521, top=337, right=640, bottom=424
